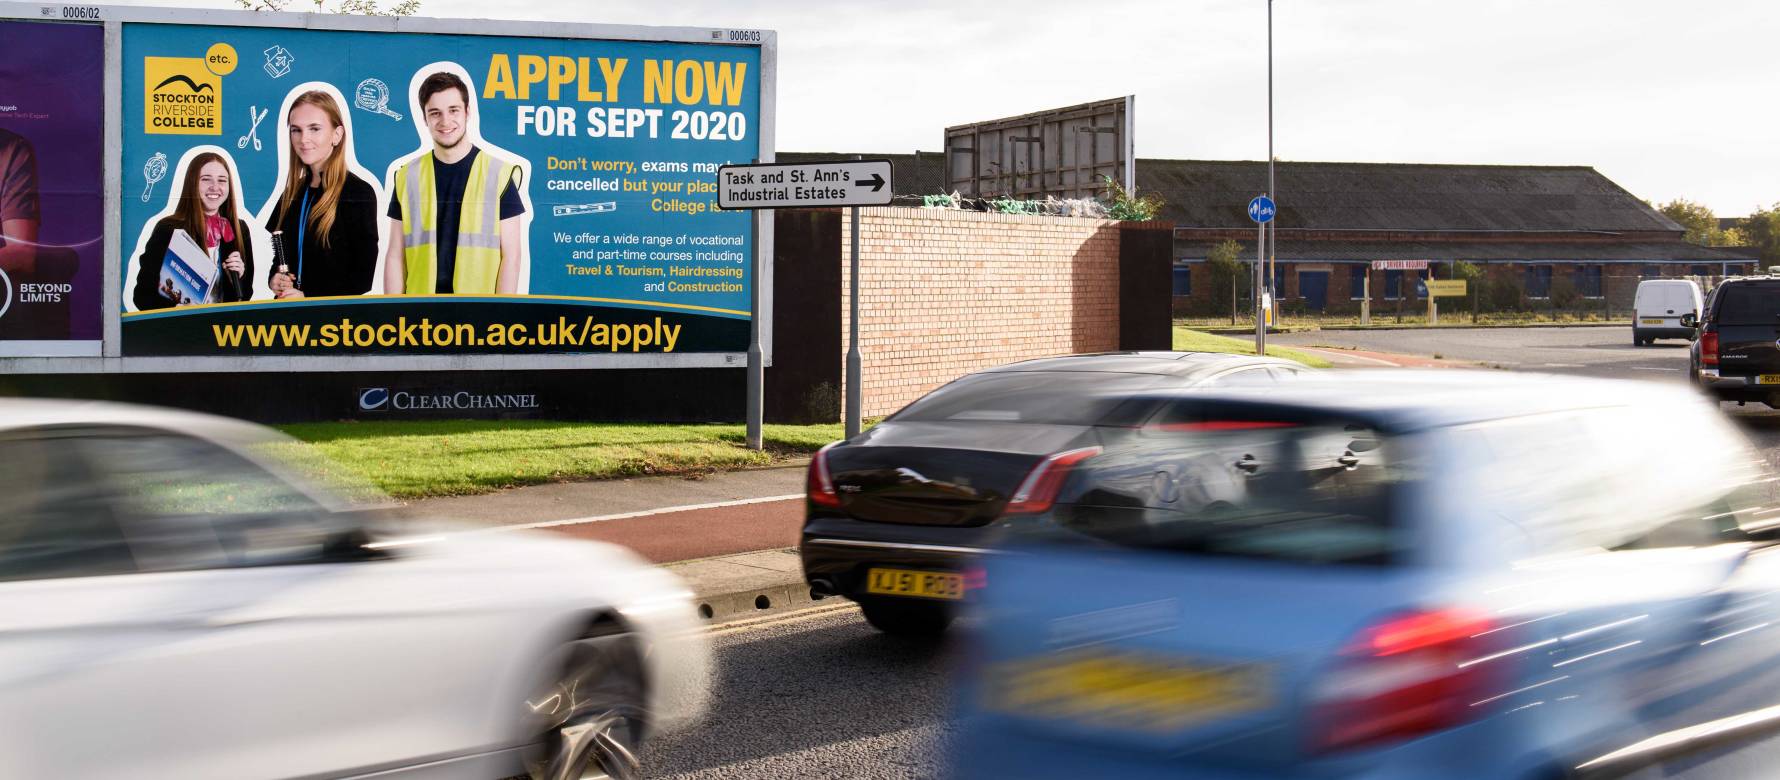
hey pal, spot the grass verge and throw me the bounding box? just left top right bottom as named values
left=276, top=419, right=850, bottom=500
left=1172, top=327, right=1333, bottom=368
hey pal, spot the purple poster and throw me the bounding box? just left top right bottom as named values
left=0, top=20, right=103, bottom=353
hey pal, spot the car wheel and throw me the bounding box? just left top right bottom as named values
left=859, top=598, right=954, bottom=636
left=525, top=626, right=648, bottom=780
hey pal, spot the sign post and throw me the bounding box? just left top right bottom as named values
left=1373, top=260, right=1429, bottom=327
left=1248, top=195, right=1276, bottom=354
left=720, top=159, right=894, bottom=444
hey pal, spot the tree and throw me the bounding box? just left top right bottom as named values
left=237, top=0, right=420, bottom=14
left=1658, top=198, right=1721, bottom=246
left=1739, top=205, right=1780, bottom=269
left=1204, top=239, right=1245, bottom=324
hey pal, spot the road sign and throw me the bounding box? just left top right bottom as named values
left=1371, top=260, right=1429, bottom=270
left=1248, top=195, right=1276, bottom=224
left=1426, top=280, right=1468, bottom=297
left=717, top=160, right=894, bottom=210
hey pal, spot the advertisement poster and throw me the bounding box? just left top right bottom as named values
left=120, top=23, right=760, bottom=356
left=0, top=20, right=105, bottom=354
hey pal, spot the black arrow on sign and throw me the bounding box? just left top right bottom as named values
left=854, top=173, right=885, bottom=192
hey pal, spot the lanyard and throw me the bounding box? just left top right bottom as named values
left=295, top=187, right=312, bottom=283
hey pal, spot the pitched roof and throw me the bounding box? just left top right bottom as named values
left=1137, top=159, right=1685, bottom=234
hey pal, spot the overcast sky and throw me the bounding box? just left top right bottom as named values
left=120, top=0, right=1778, bottom=216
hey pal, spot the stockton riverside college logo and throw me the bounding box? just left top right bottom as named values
left=144, top=44, right=236, bottom=135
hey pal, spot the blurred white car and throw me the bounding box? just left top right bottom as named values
left=0, top=400, right=709, bottom=780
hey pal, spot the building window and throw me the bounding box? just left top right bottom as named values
left=1526, top=265, right=1553, bottom=299
left=1350, top=265, right=1367, bottom=299
left=1384, top=269, right=1402, bottom=300
left=1412, top=272, right=1427, bottom=300
left=1641, top=264, right=1660, bottom=279
left=1689, top=265, right=1712, bottom=278
left=1172, top=265, right=1192, bottom=296
left=1580, top=265, right=1603, bottom=298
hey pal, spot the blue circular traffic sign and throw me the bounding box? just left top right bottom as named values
left=1248, top=195, right=1276, bottom=224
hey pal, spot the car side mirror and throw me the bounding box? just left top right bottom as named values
left=1680, top=313, right=1698, bottom=328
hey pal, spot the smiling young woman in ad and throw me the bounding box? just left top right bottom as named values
left=131, top=150, right=254, bottom=310
left=265, top=90, right=378, bottom=300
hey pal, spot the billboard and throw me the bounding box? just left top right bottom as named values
left=944, top=96, right=1133, bottom=202
left=0, top=4, right=775, bottom=372
left=119, top=21, right=762, bottom=357
left=0, top=19, right=105, bottom=356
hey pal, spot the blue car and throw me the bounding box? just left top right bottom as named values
left=952, top=371, right=1780, bottom=779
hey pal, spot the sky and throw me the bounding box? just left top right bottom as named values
left=115, top=0, right=1779, bottom=216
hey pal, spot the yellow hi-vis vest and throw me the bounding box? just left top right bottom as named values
left=394, top=150, right=518, bottom=294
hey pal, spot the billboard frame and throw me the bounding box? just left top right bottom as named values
left=944, top=95, right=1133, bottom=202
left=0, top=1, right=776, bottom=374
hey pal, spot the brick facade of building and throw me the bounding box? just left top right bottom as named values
left=836, top=208, right=1159, bottom=417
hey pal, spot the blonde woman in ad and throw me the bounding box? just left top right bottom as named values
left=266, top=89, right=379, bottom=299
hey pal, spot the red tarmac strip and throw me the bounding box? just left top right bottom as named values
left=541, top=497, right=804, bottom=563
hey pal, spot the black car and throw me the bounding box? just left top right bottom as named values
left=1689, top=275, right=1780, bottom=407
left=799, top=351, right=1306, bottom=635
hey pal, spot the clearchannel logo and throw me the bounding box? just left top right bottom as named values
left=356, top=387, right=540, bottom=414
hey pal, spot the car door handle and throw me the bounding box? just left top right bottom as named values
left=1337, top=452, right=1360, bottom=469
left=1235, top=455, right=1261, bottom=474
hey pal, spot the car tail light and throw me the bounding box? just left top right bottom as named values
left=962, top=564, right=988, bottom=592
left=1308, top=609, right=1500, bottom=753
left=1701, top=331, right=1720, bottom=367
left=1003, top=447, right=1103, bottom=516
left=806, top=442, right=842, bottom=509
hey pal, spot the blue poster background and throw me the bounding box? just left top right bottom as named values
left=121, top=22, right=760, bottom=355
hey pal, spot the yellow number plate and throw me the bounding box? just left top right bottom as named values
left=984, top=648, right=1271, bottom=732
left=1759, top=375, right=1780, bottom=385
left=866, top=567, right=963, bottom=600
left=1641, top=318, right=1664, bottom=324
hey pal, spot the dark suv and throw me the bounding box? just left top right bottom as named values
left=1689, top=276, right=1780, bottom=407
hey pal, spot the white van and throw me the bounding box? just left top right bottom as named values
left=1633, top=279, right=1702, bottom=346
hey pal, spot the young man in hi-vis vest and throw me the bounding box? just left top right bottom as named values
left=383, top=71, right=526, bottom=295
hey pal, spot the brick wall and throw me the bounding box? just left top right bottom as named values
left=838, top=208, right=1128, bottom=417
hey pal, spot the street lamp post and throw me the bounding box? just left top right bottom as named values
left=1267, top=0, right=1276, bottom=332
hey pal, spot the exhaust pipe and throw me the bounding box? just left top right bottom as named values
left=808, top=578, right=837, bottom=599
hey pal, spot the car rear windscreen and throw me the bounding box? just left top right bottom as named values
left=1031, top=422, right=1406, bottom=566
left=1715, top=284, right=1780, bottom=325
left=889, top=371, right=1172, bottom=426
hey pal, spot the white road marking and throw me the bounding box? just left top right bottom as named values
left=1542, top=363, right=1585, bottom=368
left=1630, top=366, right=1680, bottom=371
left=707, top=602, right=861, bottom=637
left=367, top=493, right=805, bottom=549
left=505, top=494, right=804, bottom=531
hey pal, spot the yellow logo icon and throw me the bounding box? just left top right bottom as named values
left=144, top=56, right=222, bottom=135
left=205, top=43, right=238, bottom=76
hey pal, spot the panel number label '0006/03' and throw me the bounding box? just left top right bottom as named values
left=725, top=30, right=762, bottom=42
